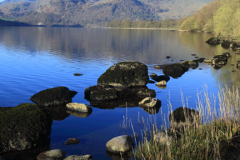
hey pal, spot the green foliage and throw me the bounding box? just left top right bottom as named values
left=179, top=16, right=197, bottom=31
left=105, top=19, right=179, bottom=29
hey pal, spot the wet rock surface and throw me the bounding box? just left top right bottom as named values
left=206, top=37, right=221, bottom=45
left=0, top=103, right=52, bottom=154
left=97, top=61, right=149, bottom=87
left=30, top=86, right=77, bottom=107
left=151, top=75, right=170, bottom=82
left=66, top=109, right=92, bottom=118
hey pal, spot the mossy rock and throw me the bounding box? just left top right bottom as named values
left=0, top=103, right=52, bottom=154
left=97, top=61, right=149, bottom=87
left=206, top=37, right=220, bottom=45
left=30, top=86, right=77, bottom=107
left=163, top=63, right=186, bottom=78
left=84, top=85, right=117, bottom=101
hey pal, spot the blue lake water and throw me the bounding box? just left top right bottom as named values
left=0, top=27, right=239, bottom=159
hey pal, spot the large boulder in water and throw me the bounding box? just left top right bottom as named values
left=163, top=63, right=186, bottom=78
left=0, top=103, right=52, bottom=154
left=30, top=86, right=77, bottom=107
left=97, top=61, right=149, bottom=87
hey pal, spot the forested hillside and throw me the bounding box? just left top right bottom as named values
left=179, top=0, right=240, bottom=39
left=0, top=0, right=214, bottom=26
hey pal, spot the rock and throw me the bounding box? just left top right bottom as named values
left=237, top=62, right=240, bottom=69
left=97, top=61, right=149, bottom=87
left=223, top=52, right=231, bottom=58
left=191, top=54, right=196, bottom=56
left=151, top=75, right=170, bottom=82
left=64, top=155, right=92, bottom=160
left=195, top=58, right=205, bottom=63
left=231, top=64, right=235, bottom=66
left=66, top=103, right=92, bottom=113
left=136, top=87, right=156, bottom=97
left=163, top=63, right=186, bottom=78
left=150, top=73, right=157, bottom=77
left=156, top=80, right=166, bottom=86
left=169, top=107, right=201, bottom=137
left=66, top=109, right=92, bottom=118
left=213, top=55, right=228, bottom=61
left=232, top=70, right=236, bottom=72
left=154, top=64, right=167, bottom=69
left=65, top=138, right=80, bottom=145
left=206, top=37, right=220, bottom=45
left=0, top=103, right=52, bottom=154
left=195, top=56, right=199, bottom=58
left=153, top=131, right=172, bottom=145
left=37, top=149, right=66, bottom=160
left=139, top=97, right=161, bottom=108
left=74, top=73, right=83, bottom=76
left=221, top=40, right=231, bottom=49
left=180, top=61, right=190, bottom=70
left=169, top=107, right=201, bottom=124
left=166, top=56, right=171, bottom=59
left=30, top=87, right=77, bottom=107
left=204, top=59, right=212, bottom=63
left=84, top=85, right=117, bottom=101
left=106, top=135, right=134, bottom=154
left=188, top=60, right=199, bottom=69
left=0, top=107, right=13, bottom=113
left=199, top=68, right=202, bottom=70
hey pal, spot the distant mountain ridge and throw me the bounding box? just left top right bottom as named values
left=0, top=0, right=214, bottom=26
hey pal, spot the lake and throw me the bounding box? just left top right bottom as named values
left=0, top=27, right=239, bottom=160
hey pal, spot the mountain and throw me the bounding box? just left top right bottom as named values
left=0, top=0, right=214, bottom=26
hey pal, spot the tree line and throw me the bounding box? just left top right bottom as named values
left=106, top=19, right=179, bottom=29
left=178, top=0, right=240, bottom=39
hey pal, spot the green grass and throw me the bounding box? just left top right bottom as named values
left=134, top=85, right=240, bottom=160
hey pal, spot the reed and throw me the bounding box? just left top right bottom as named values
left=134, top=85, right=240, bottom=160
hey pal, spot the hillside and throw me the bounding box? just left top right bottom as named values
left=0, top=0, right=214, bottom=26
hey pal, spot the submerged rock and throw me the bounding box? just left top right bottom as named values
left=163, top=63, right=186, bottom=78
left=195, top=58, right=205, bottom=63
left=84, top=85, right=117, bottom=101
left=44, top=106, right=70, bottom=121
left=37, top=149, right=66, bottom=160
left=0, top=103, right=52, bottom=154
left=65, top=138, right=80, bottom=145
left=30, top=87, right=77, bottom=107
left=150, top=73, right=157, bottom=77
left=97, top=61, right=149, bottom=87
left=204, top=59, right=212, bottom=64
left=180, top=61, right=190, bottom=70
left=106, top=135, right=134, bottom=154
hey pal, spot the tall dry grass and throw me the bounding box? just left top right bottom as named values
left=133, top=84, right=240, bottom=160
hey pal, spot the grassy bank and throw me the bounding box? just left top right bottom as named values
left=134, top=85, right=240, bottom=160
